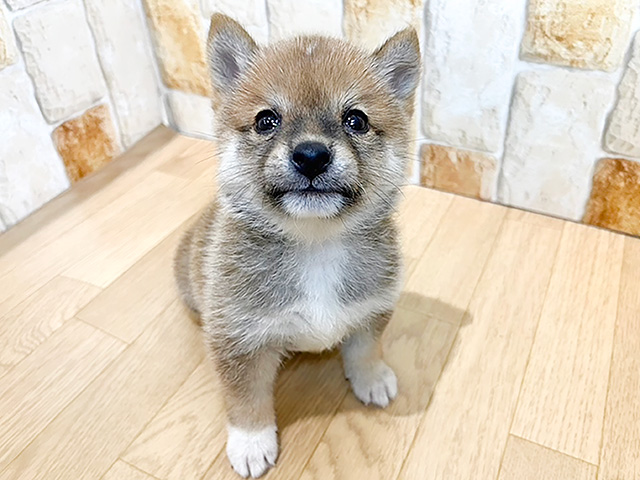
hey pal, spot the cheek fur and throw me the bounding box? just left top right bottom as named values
left=262, top=143, right=291, bottom=177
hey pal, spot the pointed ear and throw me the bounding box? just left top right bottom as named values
left=371, top=28, right=421, bottom=103
left=207, top=14, right=258, bottom=93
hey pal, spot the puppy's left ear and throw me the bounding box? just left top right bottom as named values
left=372, top=28, right=421, bottom=103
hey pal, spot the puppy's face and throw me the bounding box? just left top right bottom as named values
left=208, top=15, right=420, bottom=235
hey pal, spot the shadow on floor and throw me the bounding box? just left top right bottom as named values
left=276, top=293, right=471, bottom=430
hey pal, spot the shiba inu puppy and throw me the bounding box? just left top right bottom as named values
left=174, top=13, right=420, bottom=478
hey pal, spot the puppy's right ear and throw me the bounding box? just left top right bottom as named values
left=207, top=14, right=258, bottom=93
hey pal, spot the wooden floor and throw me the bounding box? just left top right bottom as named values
left=0, top=127, right=637, bottom=480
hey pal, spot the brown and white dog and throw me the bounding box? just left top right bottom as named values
left=174, top=14, right=420, bottom=478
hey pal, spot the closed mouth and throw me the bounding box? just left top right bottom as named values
left=268, top=184, right=358, bottom=200
left=266, top=183, right=361, bottom=218
left=300, top=186, right=337, bottom=194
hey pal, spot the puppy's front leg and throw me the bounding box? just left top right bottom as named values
left=342, top=311, right=397, bottom=408
left=213, top=345, right=282, bottom=478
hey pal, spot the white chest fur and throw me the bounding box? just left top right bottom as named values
left=277, top=239, right=379, bottom=352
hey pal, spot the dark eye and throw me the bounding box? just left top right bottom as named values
left=255, top=109, right=281, bottom=134
left=343, top=109, right=369, bottom=134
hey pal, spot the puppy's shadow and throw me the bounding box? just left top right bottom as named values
left=276, top=292, right=471, bottom=431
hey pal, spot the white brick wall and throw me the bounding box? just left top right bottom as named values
left=84, top=0, right=163, bottom=148
left=0, top=5, right=17, bottom=70
left=421, top=0, right=527, bottom=153
left=200, top=0, right=269, bottom=44
left=499, top=70, right=616, bottom=220
left=605, top=32, right=640, bottom=158
left=3, top=0, right=640, bottom=234
left=166, top=90, right=215, bottom=139
left=267, top=0, right=343, bottom=40
left=0, top=67, right=70, bottom=228
left=14, top=0, right=108, bottom=123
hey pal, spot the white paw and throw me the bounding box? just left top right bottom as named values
left=226, top=425, right=278, bottom=478
left=347, top=361, right=398, bottom=408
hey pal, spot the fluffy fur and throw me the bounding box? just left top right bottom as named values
left=174, top=14, right=420, bottom=478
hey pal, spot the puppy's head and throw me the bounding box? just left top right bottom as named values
left=208, top=14, right=420, bottom=239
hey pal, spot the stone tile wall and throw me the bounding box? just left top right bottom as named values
left=0, top=0, right=163, bottom=232
left=4, top=0, right=640, bottom=240
left=152, top=0, right=640, bottom=237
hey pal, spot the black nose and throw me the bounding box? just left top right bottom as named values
left=291, top=142, right=332, bottom=180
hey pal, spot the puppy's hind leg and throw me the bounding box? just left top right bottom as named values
left=341, top=311, right=397, bottom=408
left=210, top=342, right=283, bottom=478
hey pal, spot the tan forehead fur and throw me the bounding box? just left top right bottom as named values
left=222, top=36, right=396, bottom=128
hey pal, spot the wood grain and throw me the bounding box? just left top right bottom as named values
left=396, top=186, right=453, bottom=276
left=0, top=129, right=187, bottom=306
left=398, top=217, right=562, bottom=480
left=155, top=137, right=216, bottom=179
left=0, top=126, right=179, bottom=260
left=122, top=362, right=227, bottom=480
left=0, top=168, right=206, bottom=317
left=299, top=307, right=458, bottom=480
left=499, top=435, right=597, bottom=480
left=77, top=220, right=194, bottom=343
left=62, top=170, right=213, bottom=288
left=505, top=206, right=564, bottom=230
left=204, top=353, right=350, bottom=480
left=0, top=276, right=101, bottom=365
left=0, top=133, right=638, bottom=479
left=1, top=301, right=203, bottom=480
left=398, top=194, right=505, bottom=321
left=511, top=222, right=624, bottom=463
left=0, top=319, right=125, bottom=471
left=597, top=237, right=640, bottom=480
left=102, top=460, right=158, bottom=480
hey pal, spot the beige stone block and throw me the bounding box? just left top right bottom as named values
left=166, top=90, right=214, bottom=139
left=521, top=0, right=636, bottom=71
left=344, top=0, right=422, bottom=51
left=420, top=144, right=496, bottom=200
left=143, top=0, right=211, bottom=96
left=498, top=70, right=615, bottom=221
left=584, top=158, right=640, bottom=236
left=0, top=67, right=70, bottom=228
left=13, top=0, right=108, bottom=123
left=267, top=0, right=343, bottom=40
left=5, top=0, right=45, bottom=10
left=52, top=105, right=122, bottom=184
left=0, top=5, right=17, bottom=70
left=421, top=0, right=525, bottom=153
left=84, top=0, right=163, bottom=148
left=200, top=0, right=269, bottom=44
left=605, top=32, right=640, bottom=158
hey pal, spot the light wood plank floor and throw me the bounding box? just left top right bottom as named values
left=0, top=127, right=637, bottom=480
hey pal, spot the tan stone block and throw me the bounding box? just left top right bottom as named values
left=521, top=0, right=635, bottom=71
left=584, top=158, right=640, bottom=236
left=0, top=5, right=17, bottom=70
left=142, top=0, right=211, bottom=96
left=52, top=105, right=122, bottom=184
left=344, top=0, right=422, bottom=51
left=420, top=144, right=496, bottom=200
